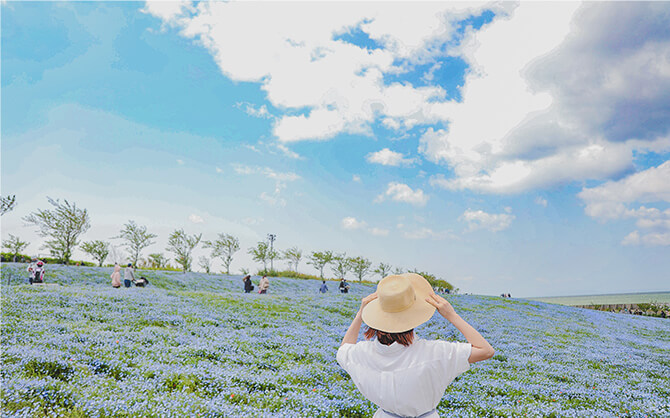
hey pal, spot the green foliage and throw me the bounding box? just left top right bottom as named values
left=2, top=234, right=29, bottom=262
left=23, top=359, right=74, bottom=381
left=80, top=240, right=110, bottom=267
left=257, top=269, right=325, bottom=281
left=409, top=268, right=454, bottom=290
left=198, top=256, right=211, bottom=274
left=348, top=256, right=372, bottom=282
left=114, top=220, right=157, bottom=265
left=248, top=241, right=277, bottom=271
left=204, top=233, right=240, bottom=274
left=0, top=194, right=16, bottom=215
left=331, top=253, right=352, bottom=279
left=373, top=262, right=392, bottom=279
left=147, top=252, right=170, bottom=269
left=166, top=229, right=202, bottom=272
left=23, top=197, right=91, bottom=264
left=307, top=250, right=334, bottom=278
left=0, top=252, right=32, bottom=263
left=282, top=247, right=303, bottom=272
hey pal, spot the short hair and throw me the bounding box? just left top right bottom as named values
left=364, top=326, right=414, bottom=347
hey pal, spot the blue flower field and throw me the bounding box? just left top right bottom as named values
left=1, top=263, right=668, bottom=417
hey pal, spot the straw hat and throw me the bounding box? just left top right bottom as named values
left=362, top=273, right=436, bottom=333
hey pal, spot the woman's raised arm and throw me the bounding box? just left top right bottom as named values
left=341, top=292, right=378, bottom=346
left=426, top=293, right=495, bottom=363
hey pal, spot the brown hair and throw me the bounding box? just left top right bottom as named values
left=364, top=326, right=414, bottom=347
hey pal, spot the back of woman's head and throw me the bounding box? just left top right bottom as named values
left=364, top=326, right=414, bottom=347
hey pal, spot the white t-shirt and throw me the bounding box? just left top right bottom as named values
left=336, top=338, right=472, bottom=418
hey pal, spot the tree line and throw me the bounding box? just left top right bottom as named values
left=1, top=196, right=454, bottom=287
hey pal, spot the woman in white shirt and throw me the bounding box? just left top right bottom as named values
left=337, top=273, right=495, bottom=418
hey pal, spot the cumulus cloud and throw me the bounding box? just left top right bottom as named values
left=235, top=102, right=274, bottom=119
left=143, top=2, right=498, bottom=142
left=579, top=161, right=670, bottom=246
left=366, top=148, right=415, bottom=167
left=460, top=209, right=514, bottom=232
left=147, top=1, right=670, bottom=196
left=420, top=2, right=670, bottom=194
left=189, top=214, right=204, bottom=223
left=341, top=217, right=367, bottom=230
left=535, top=197, right=547, bottom=207
left=376, top=182, right=428, bottom=207
left=341, top=217, right=390, bottom=237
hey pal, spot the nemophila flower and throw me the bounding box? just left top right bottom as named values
left=1, top=263, right=668, bottom=417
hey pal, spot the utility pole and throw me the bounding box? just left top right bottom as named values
left=267, top=233, right=276, bottom=271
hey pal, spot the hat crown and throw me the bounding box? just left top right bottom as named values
left=378, top=275, right=416, bottom=313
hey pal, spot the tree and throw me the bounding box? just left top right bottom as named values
left=393, top=266, right=404, bottom=275
left=203, top=233, right=240, bottom=274
left=23, top=197, right=90, bottom=264
left=198, top=256, right=212, bottom=274
left=2, top=234, right=29, bottom=262
left=148, top=253, right=169, bottom=269
left=114, top=220, right=157, bottom=266
left=81, top=240, right=110, bottom=267
left=1, top=195, right=16, bottom=215
left=248, top=241, right=277, bottom=271
left=331, top=253, right=352, bottom=279
left=374, top=262, right=393, bottom=279
left=307, top=250, right=334, bottom=278
left=409, top=269, right=454, bottom=291
left=349, top=256, right=372, bottom=282
left=166, top=229, right=202, bottom=272
left=283, top=247, right=303, bottom=271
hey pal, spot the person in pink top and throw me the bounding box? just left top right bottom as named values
left=110, top=263, right=122, bottom=288
left=337, top=273, right=495, bottom=418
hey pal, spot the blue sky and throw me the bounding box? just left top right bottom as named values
left=2, top=1, right=669, bottom=297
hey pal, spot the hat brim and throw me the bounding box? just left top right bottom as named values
left=362, top=273, right=436, bottom=333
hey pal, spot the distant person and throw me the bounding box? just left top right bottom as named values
left=111, top=263, right=122, bottom=288
left=337, top=273, right=494, bottom=418
left=27, top=260, right=45, bottom=284
left=259, top=275, right=269, bottom=294
left=339, top=278, right=350, bottom=294
left=319, top=280, right=329, bottom=293
left=243, top=275, right=254, bottom=293
left=124, top=263, right=135, bottom=288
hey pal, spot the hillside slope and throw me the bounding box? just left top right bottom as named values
left=1, top=264, right=668, bottom=417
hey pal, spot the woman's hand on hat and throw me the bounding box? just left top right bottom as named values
left=426, top=292, right=457, bottom=320
left=358, top=292, right=378, bottom=314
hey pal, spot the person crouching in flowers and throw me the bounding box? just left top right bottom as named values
left=337, top=273, right=495, bottom=418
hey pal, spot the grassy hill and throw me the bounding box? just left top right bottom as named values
left=1, top=263, right=668, bottom=417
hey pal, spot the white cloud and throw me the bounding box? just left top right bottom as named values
left=274, top=143, right=302, bottom=160
left=144, top=2, right=496, bottom=142
left=579, top=161, right=670, bottom=246
left=148, top=2, right=670, bottom=196
left=259, top=192, right=286, bottom=207
left=352, top=174, right=361, bottom=183
left=419, top=3, right=670, bottom=194
left=376, top=182, right=428, bottom=207
left=460, top=209, right=514, bottom=232
left=341, top=216, right=367, bottom=230
left=370, top=227, right=390, bottom=237
left=535, top=197, right=547, bottom=207
left=402, top=227, right=456, bottom=240
left=189, top=214, right=204, bottom=224
left=215, top=167, right=223, bottom=173
left=176, top=159, right=184, bottom=165
left=236, top=102, right=274, bottom=119
left=366, top=148, right=415, bottom=167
